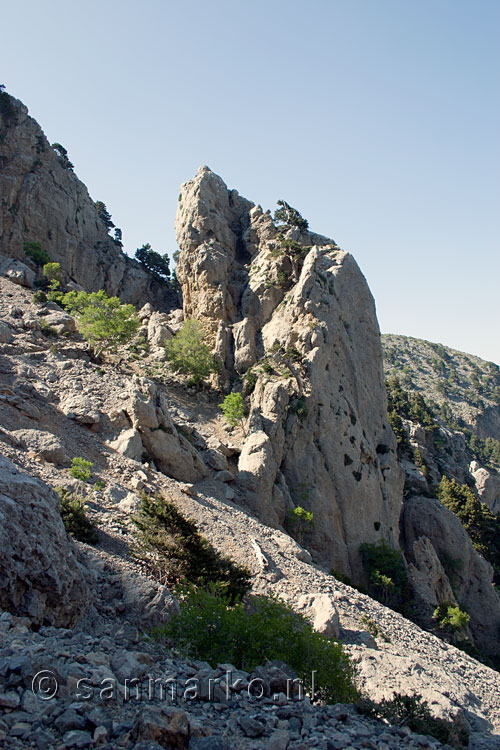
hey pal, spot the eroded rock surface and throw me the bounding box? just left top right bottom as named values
left=0, top=455, right=92, bottom=626
left=176, top=167, right=404, bottom=579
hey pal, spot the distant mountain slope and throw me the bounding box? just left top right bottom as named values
left=382, top=334, right=500, bottom=442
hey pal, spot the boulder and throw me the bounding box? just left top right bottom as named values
left=0, top=255, right=35, bottom=288
left=0, top=320, right=13, bottom=343
left=0, top=455, right=92, bottom=626
left=125, top=384, right=208, bottom=483
left=61, top=395, right=101, bottom=425
left=296, top=593, right=340, bottom=639
left=147, top=311, right=173, bottom=348
left=13, top=428, right=69, bottom=465
left=120, top=572, right=179, bottom=629
left=109, top=428, right=144, bottom=462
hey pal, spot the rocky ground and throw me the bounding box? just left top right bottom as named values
left=1, top=275, right=500, bottom=748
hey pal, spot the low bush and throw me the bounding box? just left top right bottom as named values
left=69, top=457, right=93, bottom=482
left=56, top=487, right=98, bottom=544
left=287, top=505, right=314, bottom=545
left=155, top=586, right=358, bottom=705
left=360, top=540, right=410, bottom=613
left=24, top=241, right=50, bottom=267
left=433, top=602, right=470, bottom=633
left=357, top=693, right=468, bottom=748
left=132, top=493, right=251, bottom=603
left=219, top=392, right=246, bottom=429
left=164, top=319, right=218, bottom=387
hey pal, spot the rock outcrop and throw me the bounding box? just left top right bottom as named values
left=0, top=455, right=92, bottom=627
left=402, top=494, right=500, bottom=656
left=0, top=94, right=177, bottom=311
left=176, top=167, right=404, bottom=580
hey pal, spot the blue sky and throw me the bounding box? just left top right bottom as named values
left=2, top=0, right=499, bottom=363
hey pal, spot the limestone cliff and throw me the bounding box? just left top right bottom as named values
left=176, top=166, right=404, bottom=580
left=0, top=93, right=177, bottom=310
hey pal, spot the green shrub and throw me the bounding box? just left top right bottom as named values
left=42, top=262, right=61, bottom=289
left=289, top=395, right=308, bottom=420
left=40, top=320, right=58, bottom=337
left=69, top=457, right=93, bottom=482
left=132, top=493, right=251, bottom=603
left=357, top=693, right=468, bottom=748
left=360, top=540, right=410, bottom=612
left=155, top=586, right=358, bottom=705
left=219, top=392, right=246, bottom=429
left=56, top=487, right=98, bottom=544
left=61, top=289, right=140, bottom=356
left=24, top=241, right=50, bottom=267
left=164, top=319, right=218, bottom=387
left=433, top=602, right=470, bottom=633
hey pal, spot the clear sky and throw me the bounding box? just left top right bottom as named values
left=2, top=0, right=499, bottom=363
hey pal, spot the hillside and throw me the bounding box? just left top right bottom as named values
left=382, top=334, right=500, bottom=442
left=1, top=90, right=500, bottom=749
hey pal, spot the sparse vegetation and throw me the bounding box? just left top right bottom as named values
left=94, top=201, right=114, bottom=230
left=69, top=457, right=93, bottom=482
left=360, top=540, right=410, bottom=612
left=164, top=319, right=218, bottom=387
left=0, top=85, right=15, bottom=122
left=132, top=493, right=251, bottom=603
left=56, top=487, right=98, bottom=544
left=24, top=241, right=50, bottom=267
left=154, top=585, right=358, bottom=705
left=219, top=392, right=246, bottom=430
left=51, top=143, right=74, bottom=170
left=358, top=613, right=391, bottom=642
left=432, top=602, right=470, bottom=634
left=287, top=505, right=314, bottom=544
left=42, top=261, right=61, bottom=290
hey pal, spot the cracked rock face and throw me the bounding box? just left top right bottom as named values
left=175, top=166, right=404, bottom=580
left=0, top=96, right=177, bottom=311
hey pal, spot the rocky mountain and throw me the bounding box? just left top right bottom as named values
left=1, top=274, right=500, bottom=749
left=2, top=93, right=500, bottom=748
left=0, top=92, right=177, bottom=311
left=176, top=166, right=404, bottom=582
